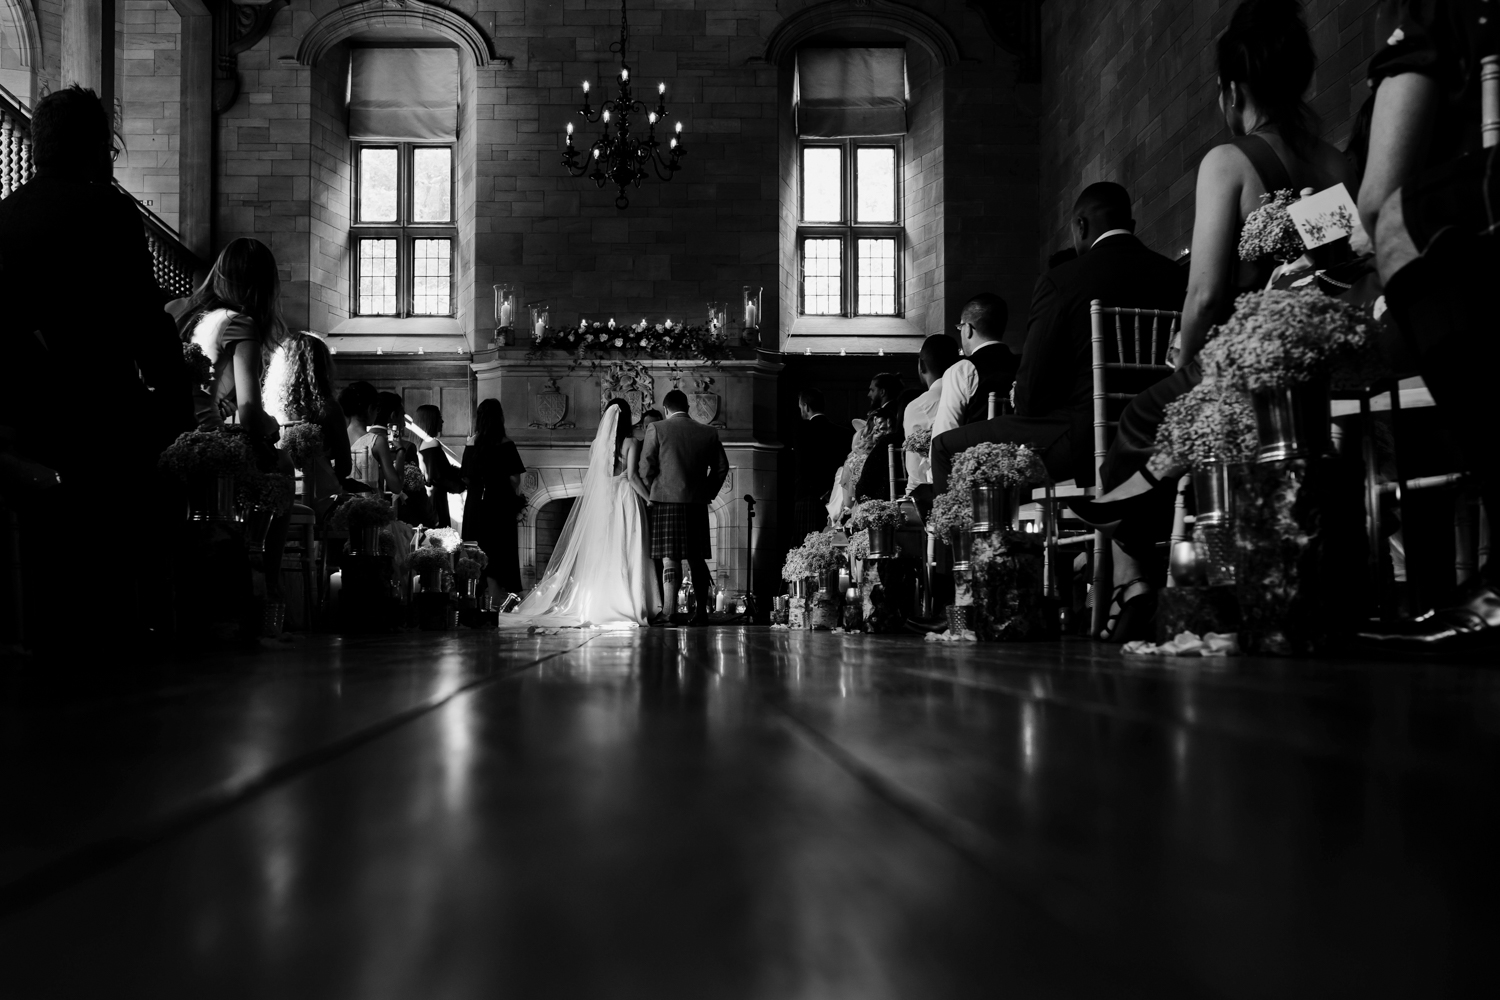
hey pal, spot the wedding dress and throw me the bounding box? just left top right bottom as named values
left=498, top=406, right=658, bottom=629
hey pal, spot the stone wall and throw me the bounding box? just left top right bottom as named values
left=1038, top=0, right=1385, bottom=263
left=116, top=0, right=181, bottom=232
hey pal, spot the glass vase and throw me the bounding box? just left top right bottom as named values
left=187, top=473, right=239, bottom=523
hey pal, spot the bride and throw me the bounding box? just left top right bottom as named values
left=499, top=398, right=659, bottom=629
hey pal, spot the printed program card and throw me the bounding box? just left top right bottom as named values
left=1287, top=183, right=1365, bottom=249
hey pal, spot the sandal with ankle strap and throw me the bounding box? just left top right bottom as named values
left=1098, top=578, right=1158, bottom=643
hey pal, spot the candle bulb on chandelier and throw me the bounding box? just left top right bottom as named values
left=658, top=82, right=665, bottom=95
left=648, top=112, right=657, bottom=125
left=602, top=109, right=610, bottom=123
left=565, top=122, right=574, bottom=145
left=620, top=67, right=629, bottom=82
left=582, top=81, right=590, bottom=94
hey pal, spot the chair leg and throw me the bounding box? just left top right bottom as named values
left=1089, top=529, right=1110, bottom=637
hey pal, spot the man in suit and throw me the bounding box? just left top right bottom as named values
left=930, top=182, right=1186, bottom=493
left=928, top=293, right=1018, bottom=446
left=639, top=389, right=731, bottom=622
left=791, top=387, right=853, bottom=539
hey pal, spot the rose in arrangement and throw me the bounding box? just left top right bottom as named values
left=927, top=488, right=973, bottom=539
left=848, top=498, right=905, bottom=532
left=1152, top=379, right=1259, bottom=473
left=781, top=529, right=840, bottom=582
left=278, top=421, right=324, bottom=468
left=158, top=428, right=256, bottom=481
left=1200, top=288, right=1375, bottom=392
left=329, top=494, right=396, bottom=531
left=904, top=426, right=932, bottom=455
left=1237, top=189, right=1305, bottom=264
left=948, top=441, right=1047, bottom=489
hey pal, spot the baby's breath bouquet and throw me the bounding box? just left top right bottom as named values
left=158, top=428, right=256, bottom=481
left=183, top=342, right=212, bottom=392
left=410, top=545, right=453, bottom=575
left=237, top=471, right=295, bottom=515
left=848, top=498, right=905, bottom=532
left=904, top=426, right=932, bottom=454
left=279, top=421, right=324, bottom=467
left=1202, top=289, right=1375, bottom=392
left=1153, top=379, right=1259, bottom=472
left=329, top=494, right=395, bottom=531
left=949, top=442, right=1048, bottom=488
left=454, top=546, right=489, bottom=578
left=927, top=488, right=972, bottom=539
left=781, top=530, right=840, bottom=582
left=1238, top=189, right=1305, bottom=264
left=401, top=462, right=427, bottom=494
left=846, top=530, right=870, bottom=563
left=421, top=526, right=463, bottom=552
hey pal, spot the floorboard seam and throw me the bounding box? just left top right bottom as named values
left=0, top=636, right=597, bottom=919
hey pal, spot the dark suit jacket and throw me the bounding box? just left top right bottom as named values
left=793, top=413, right=854, bottom=501
left=639, top=412, right=730, bottom=505
left=1013, top=233, right=1187, bottom=480
left=0, top=172, right=191, bottom=473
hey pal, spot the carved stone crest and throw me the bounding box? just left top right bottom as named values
left=687, top=374, right=725, bottom=427
left=529, top=379, right=574, bottom=429
left=717, top=470, right=735, bottom=501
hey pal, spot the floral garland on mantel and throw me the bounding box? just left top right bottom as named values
left=526, top=318, right=731, bottom=368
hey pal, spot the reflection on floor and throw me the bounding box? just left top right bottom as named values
left=2, top=628, right=1497, bottom=997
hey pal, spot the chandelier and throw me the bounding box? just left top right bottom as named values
left=562, top=0, right=686, bottom=209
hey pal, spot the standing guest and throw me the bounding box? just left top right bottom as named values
left=1079, top=0, right=1349, bottom=641
left=929, top=293, right=1018, bottom=442
left=1354, top=0, right=1500, bottom=654
left=792, top=387, right=854, bottom=537
left=350, top=392, right=406, bottom=493
left=904, top=335, right=961, bottom=488
left=0, top=85, right=192, bottom=644
left=462, top=399, right=527, bottom=598
left=408, top=405, right=466, bottom=529
left=851, top=374, right=907, bottom=503
left=635, top=409, right=664, bottom=440
left=931, top=183, right=1187, bottom=494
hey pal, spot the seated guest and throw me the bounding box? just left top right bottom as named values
left=1079, top=0, right=1349, bottom=641
left=929, top=293, right=1018, bottom=443
left=851, top=373, right=907, bottom=503
left=792, top=387, right=854, bottom=537
left=408, top=404, right=467, bottom=529
left=903, top=335, right=961, bottom=487
left=1047, top=247, right=1079, bottom=270
left=930, top=183, right=1187, bottom=494
left=462, top=399, right=527, bottom=599
left=266, top=332, right=349, bottom=506
left=340, top=381, right=376, bottom=447
left=351, top=392, right=407, bottom=494
left=1354, top=0, right=1500, bottom=653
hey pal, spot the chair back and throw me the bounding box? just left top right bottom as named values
left=1484, top=55, right=1500, bottom=148
left=1089, top=300, right=1182, bottom=494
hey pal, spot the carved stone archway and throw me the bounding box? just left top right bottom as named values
left=0, top=0, right=42, bottom=103
left=763, top=0, right=962, bottom=69
left=296, top=0, right=499, bottom=68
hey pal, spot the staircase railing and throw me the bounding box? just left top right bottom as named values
left=0, top=85, right=205, bottom=300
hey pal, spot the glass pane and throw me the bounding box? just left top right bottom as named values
left=801, top=238, right=842, bottom=315
left=856, top=147, right=896, bottom=223
left=411, top=147, right=452, bottom=222
left=856, top=238, right=897, bottom=315
left=358, top=147, right=398, bottom=223
left=357, top=238, right=398, bottom=315
left=802, top=147, right=842, bottom=223
left=412, top=238, right=452, bottom=315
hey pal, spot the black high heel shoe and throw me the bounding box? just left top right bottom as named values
left=1065, top=490, right=1159, bottom=529
left=1098, top=578, right=1158, bottom=643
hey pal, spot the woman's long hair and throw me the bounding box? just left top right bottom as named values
left=371, top=391, right=404, bottom=429
left=272, top=332, right=337, bottom=424
left=474, top=398, right=508, bottom=445
left=1216, top=0, right=1319, bottom=155
left=181, top=238, right=287, bottom=352
left=602, top=397, right=634, bottom=455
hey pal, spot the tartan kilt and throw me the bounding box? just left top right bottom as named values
left=649, top=502, right=712, bottom=559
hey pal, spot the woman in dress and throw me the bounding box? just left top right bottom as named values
left=462, top=398, right=527, bottom=598
left=264, top=331, right=348, bottom=509
left=1079, top=0, right=1350, bottom=640
left=408, top=404, right=467, bottom=529
left=349, top=392, right=406, bottom=494
left=499, top=398, right=659, bottom=629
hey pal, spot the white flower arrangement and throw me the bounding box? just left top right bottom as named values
left=1154, top=379, right=1259, bottom=471
left=845, top=530, right=870, bottom=563
left=1201, top=288, right=1375, bottom=392
left=904, top=426, right=933, bottom=454
left=410, top=545, right=452, bottom=574
left=781, top=529, right=840, bottom=582
left=419, top=526, right=463, bottom=552
left=949, top=442, right=1048, bottom=489
left=1237, top=189, right=1305, bottom=264
left=927, top=488, right=972, bottom=539
left=848, top=499, right=905, bottom=531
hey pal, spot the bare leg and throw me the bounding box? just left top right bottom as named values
left=662, top=557, right=681, bottom=616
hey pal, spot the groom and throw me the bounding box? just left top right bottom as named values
left=638, top=389, right=731, bottom=622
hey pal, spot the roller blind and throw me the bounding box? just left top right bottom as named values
left=794, top=47, right=907, bottom=138
left=348, top=47, right=459, bottom=142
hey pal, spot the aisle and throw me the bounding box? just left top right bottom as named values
left=2, top=629, right=1497, bottom=998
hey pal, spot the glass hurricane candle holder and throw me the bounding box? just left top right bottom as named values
left=528, top=302, right=549, bottom=344
left=742, top=286, right=763, bottom=344
left=494, top=284, right=516, bottom=336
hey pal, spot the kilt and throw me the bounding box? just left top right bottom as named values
left=650, top=502, right=711, bottom=560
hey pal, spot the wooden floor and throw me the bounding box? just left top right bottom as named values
left=1, top=628, right=1496, bottom=998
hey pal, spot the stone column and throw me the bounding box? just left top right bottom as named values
left=62, top=0, right=115, bottom=107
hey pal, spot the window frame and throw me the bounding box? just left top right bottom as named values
left=796, top=137, right=904, bottom=318
left=351, top=141, right=457, bottom=318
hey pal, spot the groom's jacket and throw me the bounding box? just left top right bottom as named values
left=638, top=413, right=731, bottom=504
